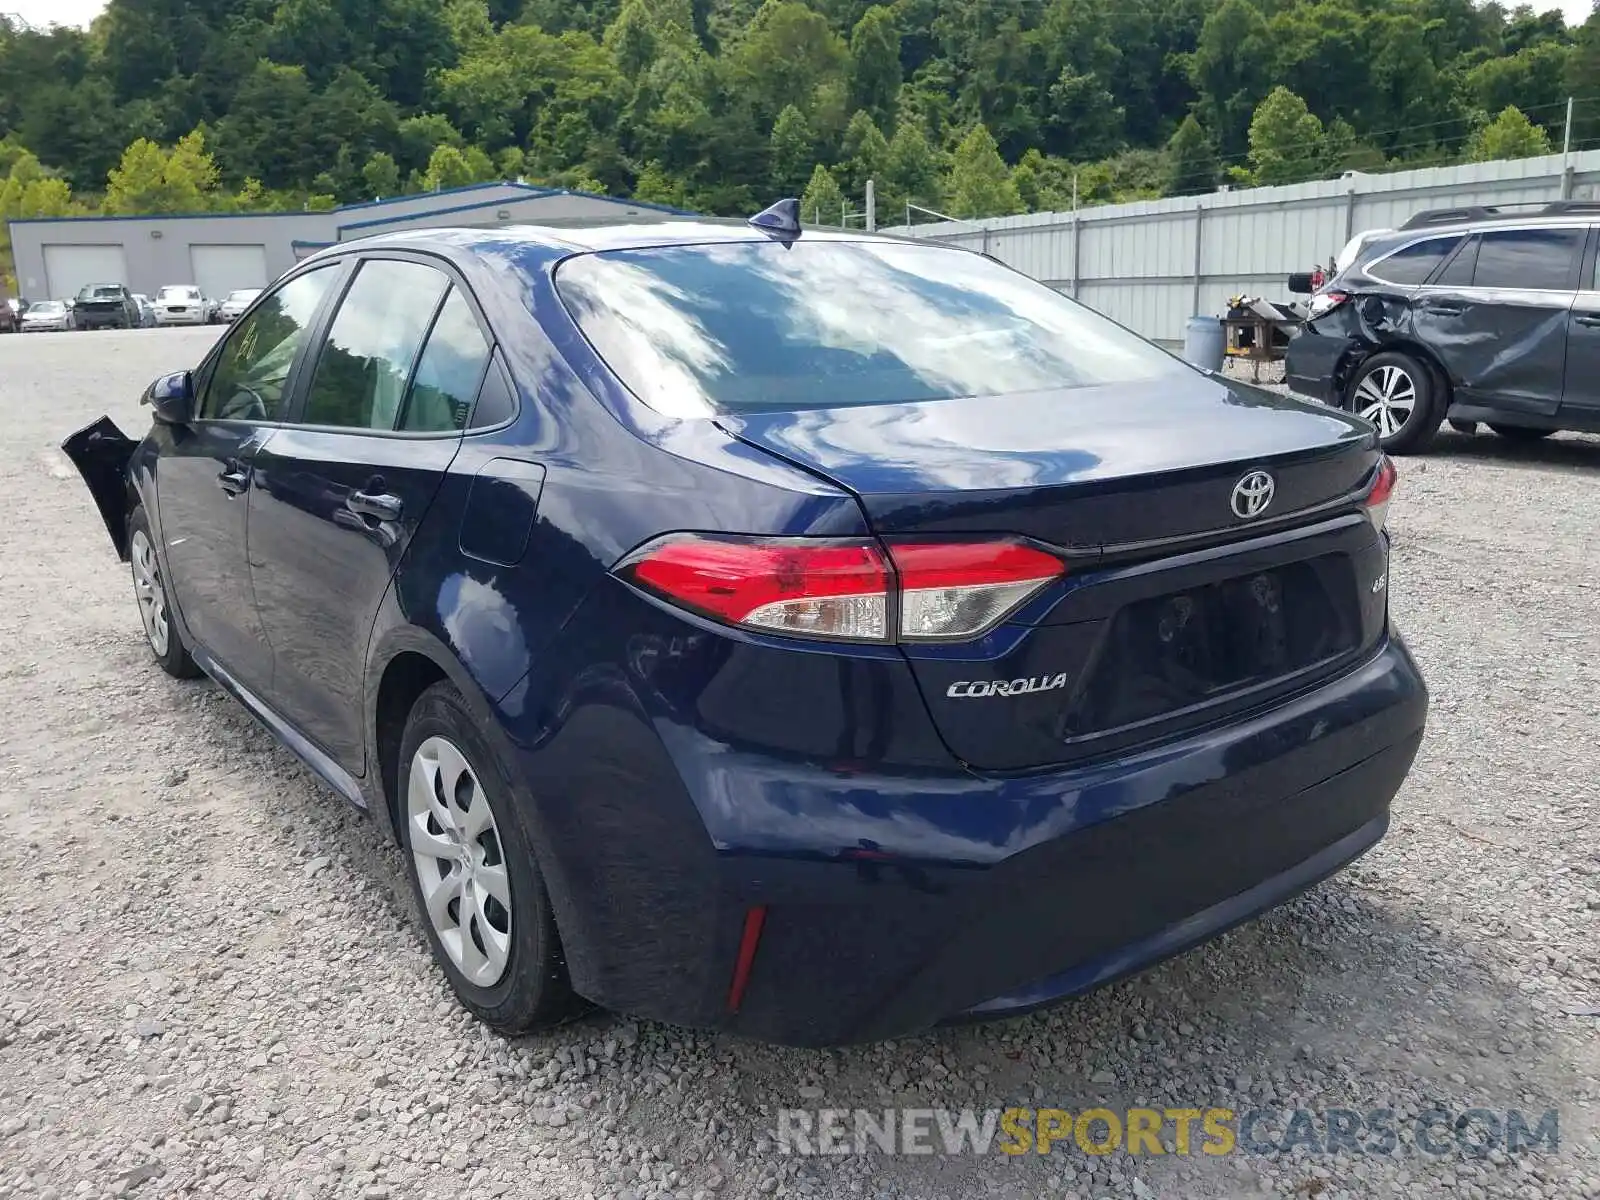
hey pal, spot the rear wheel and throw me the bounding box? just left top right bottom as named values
left=128, top=506, right=202, bottom=679
left=1488, top=423, right=1554, bottom=441
left=1347, top=352, right=1442, bottom=455
left=398, top=682, right=584, bottom=1034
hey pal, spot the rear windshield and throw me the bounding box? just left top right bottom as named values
left=554, top=240, right=1184, bottom=417
left=78, top=285, right=122, bottom=300
left=30, top=301, right=63, bottom=314
left=158, top=286, right=199, bottom=300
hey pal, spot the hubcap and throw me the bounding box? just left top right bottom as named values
left=407, top=736, right=512, bottom=987
left=130, top=529, right=170, bottom=657
left=1354, top=365, right=1417, bottom=438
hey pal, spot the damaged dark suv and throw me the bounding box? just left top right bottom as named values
left=1285, top=201, right=1600, bottom=453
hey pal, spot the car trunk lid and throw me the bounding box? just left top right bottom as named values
left=719, top=377, right=1389, bottom=770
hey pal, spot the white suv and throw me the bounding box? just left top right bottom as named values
left=153, top=285, right=216, bottom=326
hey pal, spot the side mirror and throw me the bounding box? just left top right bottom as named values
left=143, top=371, right=195, bottom=425
left=1286, top=272, right=1316, bottom=295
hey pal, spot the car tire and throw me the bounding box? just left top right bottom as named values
left=1347, top=352, right=1442, bottom=455
left=127, top=506, right=202, bottom=679
left=1488, top=423, right=1554, bottom=441
left=1447, top=419, right=1477, bottom=434
left=398, top=681, right=585, bottom=1035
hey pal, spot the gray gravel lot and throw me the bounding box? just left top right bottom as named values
left=1, top=328, right=1597, bottom=1200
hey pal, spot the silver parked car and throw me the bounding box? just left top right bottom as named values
left=216, top=288, right=263, bottom=322
left=20, top=300, right=72, bottom=332
left=132, top=294, right=158, bottom=328
left=153, top=285, right=215, bottom=326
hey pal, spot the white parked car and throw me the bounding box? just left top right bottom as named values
left=216, top=288, right=263, bottom=323
left=20, top=300, right=72, bottom=332
left=153, top=285, right=216, bottom=326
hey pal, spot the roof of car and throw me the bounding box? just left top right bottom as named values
left=324, top=217, right=905, bottom=261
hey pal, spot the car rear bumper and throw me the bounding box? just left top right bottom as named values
left=1284, top=329, right=1360, bottom=403
left=512, top=630, right=1427, bottom=1046
left=74, top=312, right=126, bottom=329
left=155, top=311, right=207, bottom=324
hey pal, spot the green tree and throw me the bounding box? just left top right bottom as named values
left=1164, top=114, right=1216, bottom=196
left=1247, top=87, right=1324, bottom=186
left=848, top=5, right=901, bottom=127
left=1189, top=0, right=1274, bottom=158
left=770, top=104, right=814, bottom=197
left=362, top=151, right=401, bottom=198
left=880, top=120, right=941, bottom=216
left=1466, top=106, right=1553, bottom=162
left=633, top=160, right=689, bottom=206
left=422, top=144, right=477, bottom=190
left=837, top=109, right=888, bottom=202
left=800, top=162, right=844, bottom=224
left=103, top=130, right=224, bottom=214
left=945, top=123, right=1021, bottom=218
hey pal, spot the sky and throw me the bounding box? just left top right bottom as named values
left=1, top=0, right=1596, bottom=32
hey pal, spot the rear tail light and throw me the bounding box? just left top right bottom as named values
left=1308, top=290, right=1350, bottom=319
left=1364, top=455, right=1397, bottom=531
left=887, top=540, right=1065, bottom=640
left=618, top=535, right=1065, bottom=644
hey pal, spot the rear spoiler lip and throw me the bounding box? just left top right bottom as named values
left=61, top=415, right=138, bottom=561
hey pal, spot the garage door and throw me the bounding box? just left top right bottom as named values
left=43, top=245, right=130, bottom=301
left=190, top=244, right=268, bottom=301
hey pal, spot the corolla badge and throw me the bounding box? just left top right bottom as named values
left=947, top=674, right=1069, bottom=699
left=1230, top=469, right=1276, bottom=519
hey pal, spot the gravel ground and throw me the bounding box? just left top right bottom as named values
left=2, top=327, right=1597, bottom=1200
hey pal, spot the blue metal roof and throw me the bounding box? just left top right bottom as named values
left=8, top=181, right=694, bottom=228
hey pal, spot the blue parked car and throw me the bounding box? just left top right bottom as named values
left=63, top=203, right=1426, bottom=1047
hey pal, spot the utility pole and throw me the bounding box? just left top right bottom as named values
left=865, top=179, right=876, bottom=232
left=1562, top=96, right=1575, bottom=200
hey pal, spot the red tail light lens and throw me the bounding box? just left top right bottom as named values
left=887, top=540, right=1065, bottom=640
left=1365, top=455, right=1397, bottom=531
left=619, top=535, right=1066, bottom=643
left=620, top=535, right=891, bottom=641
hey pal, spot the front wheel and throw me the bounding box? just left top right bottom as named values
left=1347, top=352, right=1442, bottom=455
left=398, top=682, right=584, bottom=1034
left=128, top=506, right=202, bottom=678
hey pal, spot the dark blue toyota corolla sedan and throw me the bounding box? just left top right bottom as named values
left=64, top=204, right=1427, bottom=1047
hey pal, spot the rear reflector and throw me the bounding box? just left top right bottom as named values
left=618, top=535, right=1065, bottom=643
left=1365, top=455, right=1397, bottom=531
left=725, top=905, right=767, bottom=1014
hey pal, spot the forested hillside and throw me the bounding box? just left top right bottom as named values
left=2, top=0, right=1600, bottom=233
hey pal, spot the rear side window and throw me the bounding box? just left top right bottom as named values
left=1432, top=236, right=1479, bottom=288
left=1471, top=228, right=1583, bottom=291
left=554, top=240, right=1183, bottom=417
left=301, top=260, right=449, bottom=430
left=399, top=288, right=492, bottom=432
left=1368, top=236, right=1459, bottom=286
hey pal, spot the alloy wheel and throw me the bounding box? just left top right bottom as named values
left=1353, top=365, right=1416, bottom=438
left=407, top=735, right=513, bottom=987
left=129, top=529, right=170, bottom=657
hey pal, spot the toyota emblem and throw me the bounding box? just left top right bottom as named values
left=1230, top=470, right=1276, bottom=519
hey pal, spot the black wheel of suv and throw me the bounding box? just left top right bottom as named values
left=1347, top=352, right=1442, bottom=455
left=1488, top=424, right=1553, bottom=441
left=398, top=681, right=585, bottom=1034
left=1447, top=419, right=1477, bottom=434
left=127, top=505, right=202, bottom=679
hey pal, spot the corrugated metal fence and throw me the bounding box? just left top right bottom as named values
left=888, top=151, right=1600, bottom=344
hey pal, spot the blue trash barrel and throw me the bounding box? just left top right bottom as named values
left=1182, top=315, right=1225, bottom=372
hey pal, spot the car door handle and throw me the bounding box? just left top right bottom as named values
left=217, top=466, right=249, bottom=495
left=346, top=489, right=403, bottom=521
left=1420, top=301, right=1464, bottom=316
left=1574, top=313, right=1600, bottom=327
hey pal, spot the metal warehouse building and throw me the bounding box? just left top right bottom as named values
left=8, top=182, right=689, bottom=302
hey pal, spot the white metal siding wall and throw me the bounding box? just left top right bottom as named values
left=892, top=150, right=1600, bottom=343
left=190, top=244, right=269, bottom=298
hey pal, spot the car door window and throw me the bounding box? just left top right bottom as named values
left=1369, top=236, right=1460, bottom=286
left=301, top=259, right=450, bottom=431
left=1471, top=228, right=1584, bottom=292
left=1432, top=236, right=1479, bottom=288
left=199, top=266, right=338, bottom=422
left=399, top=288, right=492, bottom=433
